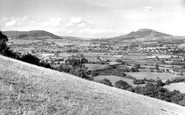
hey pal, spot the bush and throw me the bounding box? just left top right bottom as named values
left=91, top=70, right=99, bottom=77
left=171, top=77, right=185, bottom=83
left=114, top=80, right=132, bottom=90
left=99, top=79, right=113, bottom=87
left=133, top=64, right=141, bottom=69
left=156, top=79, right=165, bottom=86
left=133, top=79, right=145, bottom=85
left=179, top=99, right=185, bottom=106
left=165, top=79, right=171, bottom=85
left=21, top=54, right=40, bottom=65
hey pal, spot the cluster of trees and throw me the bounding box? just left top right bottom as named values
left=100, top=78, right=185, bottom=106
left=131, top=81, right=185, bottom=106
left=165, top=77, right=185, bottom=85
left=57, top=54, right=91, bottom=80
left=0, top=31, right=8, bottom=54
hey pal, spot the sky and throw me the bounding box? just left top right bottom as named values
left=0, top=0, right=185, bottom=38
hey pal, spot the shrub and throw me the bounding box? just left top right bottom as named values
left=133, top=64, right=141, bottom=69
left=114, top=80, right=132, bottom=90
left=21, top=54, right=40, bottom=65
left=91, top=70, right=99, bottom=77
left=99, top=79, right=113, bottom=87
left=165, top=79, right=171, bottom=85
left=156, top=79, right=165, bottom=87
left=133, top=79, right=145, bottom=85
left=179, top=99, right=185, bottom=106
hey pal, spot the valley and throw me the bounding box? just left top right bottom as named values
left=3, top=29, right=185, bottom=95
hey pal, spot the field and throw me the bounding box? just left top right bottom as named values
left=85, top=64, right=110, bottom=71
left=0, top=55, right=185, bottom=114
left=126, top=72, right=180, bottom=81
left=94, top=75, right=145, bottom=87
left=164, top=82, right=185, bottom=93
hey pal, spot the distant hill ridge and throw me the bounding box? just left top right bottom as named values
left=108, top=28, right=175, bottom=42
left=2, top=30, right=62, bottom=40
left=2, top=28, right=184, bottom=41
left=0, top=55, right=185, bottom=115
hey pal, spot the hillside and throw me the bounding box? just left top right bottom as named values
left=2, top=30, right=63, bottom=40
left=0, top=55, right=185, bottom=115
left=108, top=29, right=177, bottom=42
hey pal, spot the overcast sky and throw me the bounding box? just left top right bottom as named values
left=0, top=0, right=185, bottom=38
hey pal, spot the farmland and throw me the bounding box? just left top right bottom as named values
left=85, top=64, right=110, bottom=71
left=126, top=72, right=181, bottom=81
left=164, top=82, right=185, bottom=93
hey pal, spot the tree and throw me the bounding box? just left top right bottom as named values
left=156, top=79, right=165, bottom=87
left=165, top=79, right=171, bottom=85
left=21, top=54, right=40, bottom=65
left=115, top=59, right=125, bottom=64
left=114, top=80, right=132, bottom=90
left=0, top=31, right=8, bottom=54
left=155, top=63, right=159, bottom=70
left=179, top=99, right=185, bottom=106
left=170, top=90, right=183, bottom=104
left=133, top=79, right=145, bottom=85
left=133, top=64, right=141, bottom=70
left=58, top=64, right=71, bottom=73
left=91, top=70, right=99, bottom=77
left=99, top=79, right=113, bottom=87
left=81, top=57, right=88, bottom=64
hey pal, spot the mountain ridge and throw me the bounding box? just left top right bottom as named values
left=2, top=29, right=185, bottom=41
left=2, top=30, right=63, bottom=40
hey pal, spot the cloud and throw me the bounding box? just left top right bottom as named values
left=41, top=18, right=62, bottom=27
left=143, top=6, right=154, bottom=11
left=67, top=17, right=92, bottom=27
left=5, top=20, right=16, bottom=26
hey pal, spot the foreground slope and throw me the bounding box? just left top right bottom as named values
left=0, top=55, right=185, bottom=115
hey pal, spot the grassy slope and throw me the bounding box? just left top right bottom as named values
left=0, top=55, right=185, bottom=115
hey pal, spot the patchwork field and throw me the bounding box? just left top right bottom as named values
left=0, top=55, right=185, bottom=115
left=164, top=82, right=185, bottom=93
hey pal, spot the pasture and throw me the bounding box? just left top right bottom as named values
left=126, top=72, right=180, bottom=81
left=85, top=64, right=110, bottom=71
left=164, top=82, right=185, bottom=93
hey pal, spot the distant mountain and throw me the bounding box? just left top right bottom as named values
left=108, top=28, right=175, bottom=42
left=2, top=30, right=63, bottom=40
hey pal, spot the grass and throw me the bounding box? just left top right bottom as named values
left=126, top=72, right=180, bottom=81
left=164, top=82, right=185, bottom=93
left=85, top=64, right=110, bottom=71
left=0, top=55, right=185, bottom=115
